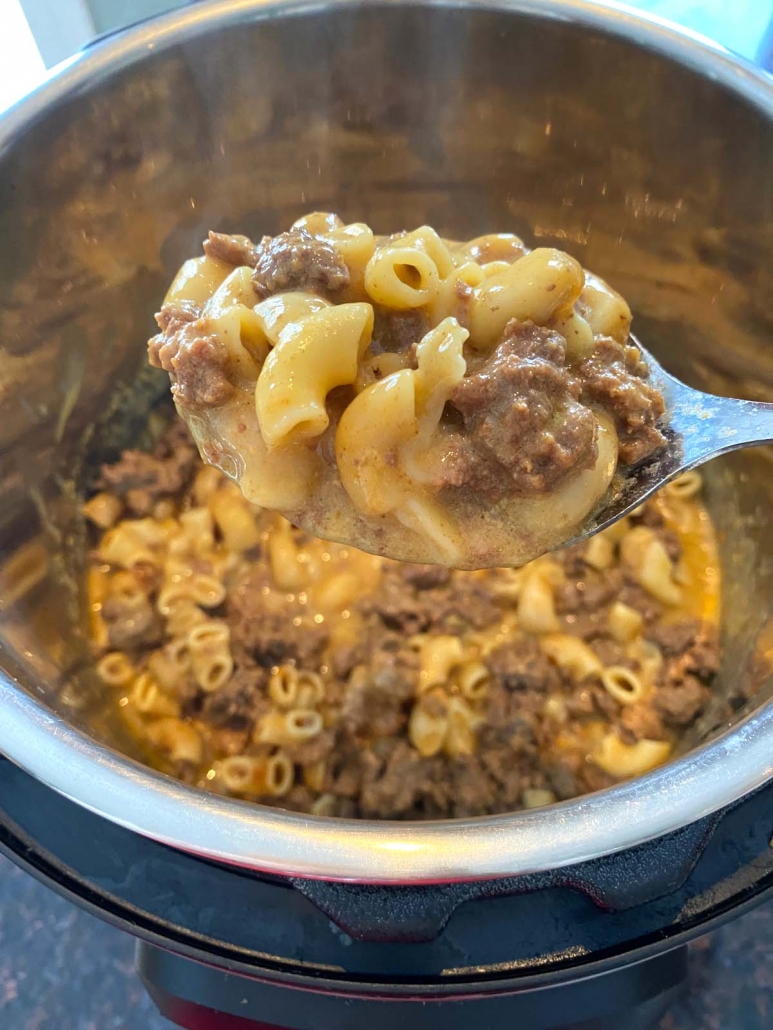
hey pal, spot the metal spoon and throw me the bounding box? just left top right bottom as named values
left=573, top=334, right=773, bottom=542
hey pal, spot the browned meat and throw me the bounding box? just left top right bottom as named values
left=559, top=610, right=608, bottom=640
left=556, top=567, right=625, bottom=615
left=648, top=625, right=719, bottom=728
left=577, top=337, right=666, bottom=464
left=200, top=667, right=268, bottom=730
left=683, top=628, right=721, bottom=681
left=565, top=682, right=619, bottom=719
left=149, top=319, right=234, bottom=410
left=558, top=542, right=590, bottom=578
left=102, top=595, right=164, bottom=650
left=359, top=569, right=432, bottom=634
left=634, top=505, right=666, bottom=529
left=654, top=676, right=708, bottom=726
left=448, top=757, right=499, bottom=816
left=369, top=639, right=420, bottom=696
left=360, top=566, right=500, bottom=635
left=131, top=561, right=162, bottom=595
left=251, top=228, right=350, bottom=300
left=618, top=583, right=662, bottom=624
left=592, top=638, right=634, bottom=669
left=478, top=710, right=542, bottom=807
left=228, top=597, right=329, bottom=668
left=488, top=637, right=562, bottom=693
left=155, top=300, right=200, bottom=332
left=281, top=786, right=317, bottom=813
left=207, top=728, right=251, bottom=757
left=545, top=760, right=578, bottom=800
left=426, top=576, right=502, bottom=631
left=325, top=736, right=366, bottom=798
left=359, top=742, right=448, bottom=818
left=203, top=230, right=259, bottom=267
left=619, top=703, right=666, bottom=742
left=400, top=564, right=452, bottom=591
left=342, top=674, right=407, bottom=738
left=99, top=421, right=198, bottom=516
left=341, top=642, right=418, bottom=738
left=100, top=451, right=180, bottom=516
left=442, top=321, right=598, bottom=500
left=372, top=308, right=430, bottom=354
left=646, top=619, right=702, bottom=657
left=329, top=642, right=365, bottom=679
left=285, top=728, right=337, bottom=766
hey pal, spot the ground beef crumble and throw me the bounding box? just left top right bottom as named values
left=440, top=321, right=598, bottom=501
left=98, top=420, right=198, bottom=516
left=203, top=231, right=259, bottom=268
left=372, top=307, right=430, bottom=354
left=149, top=317, right=235, bottom=410
left=200, top=668, right=269, bottom=731
left=577, top=337, right=667, bottom=464
left=251, top=228, right=350, bottom=300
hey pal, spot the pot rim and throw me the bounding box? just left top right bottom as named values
left=2, top=0, right=773, bottom=883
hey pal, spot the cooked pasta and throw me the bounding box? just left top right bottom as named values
left=215, top=755, right=267, bottom=794
left=148, top=214, right=667, bottom=569
left=145, top=717, right=203, bottom=765
left=664, top=469, right=703, bottom=501
left=468, top=247, right=584, bottom=349
left=540, top=634, right=603, bottom=681
left=455, top=661, right=491, bottom=701
left=83, top=418, right=724, bottom=818
left=95, top=651, right=135, bottom=688
left=285, top=708, right=324, bottom=742
left=517, top=571, right=560, bottom=635
left=417, top=635, right=465, bottom=690
left=82, top=492, right=123, bottom=530
left=601, top=666, right=645, bottom=706
left=129, top=674, right=180, bottom=717
left=188, top=621, right=233, bottom=693
left=621, top=526, right=682, bottom=606
left=207, top=484, right=262, bottom=553
left=592, top=733, right=672, bottom=778
left=409, top=690, right=449, bottom=758
left=607, top=602, right=643, bottom=644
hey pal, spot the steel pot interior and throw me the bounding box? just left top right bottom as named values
left=1, top=0, right=773, bottom=881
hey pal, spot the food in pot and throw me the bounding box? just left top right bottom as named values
left=84, top=420, right=718, bottom=818
left=149, top=213, right=666, bottom=569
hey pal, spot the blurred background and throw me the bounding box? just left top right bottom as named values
left=2, top=0, right=773, bottom=115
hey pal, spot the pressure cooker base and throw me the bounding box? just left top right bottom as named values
left=138, top=940, right=688, bottom=1030
left=1, top=757, right=773, bottom=1028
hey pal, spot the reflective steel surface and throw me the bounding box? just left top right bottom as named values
left=1, top=0, right=773, bottom=880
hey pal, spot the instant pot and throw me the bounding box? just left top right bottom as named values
left=2, top=1, right=773, bottom=1026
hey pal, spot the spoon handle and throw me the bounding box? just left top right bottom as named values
left=670, top=388, right=773, bottom=466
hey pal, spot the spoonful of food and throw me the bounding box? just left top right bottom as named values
left=148, top=212, right=773, bottom=569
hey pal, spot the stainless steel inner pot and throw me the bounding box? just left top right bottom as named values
left=1, top=0, right=773, bottom=883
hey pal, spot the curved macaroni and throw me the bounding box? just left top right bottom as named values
left=256, top=302, right=374, bottom=447
left=469, top=247, right=584, bottom=350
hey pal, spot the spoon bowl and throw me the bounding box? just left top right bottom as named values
left=574, top=335, right=773, bottom=544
